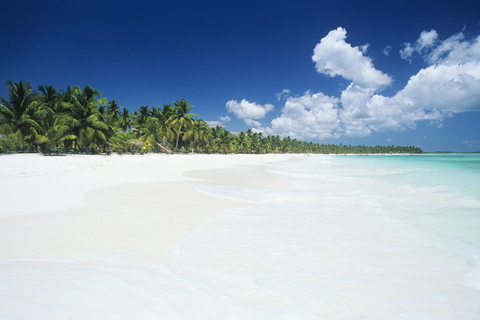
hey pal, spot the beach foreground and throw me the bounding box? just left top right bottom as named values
left=1, top=153, right=479, bottom=319
left=0, top=153, right=293, bottom=260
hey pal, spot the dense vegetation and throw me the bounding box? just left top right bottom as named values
left=0, top=80, right=423, bottom=155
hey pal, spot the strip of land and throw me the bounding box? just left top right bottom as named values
left=0, top=153, right=294, bottom=260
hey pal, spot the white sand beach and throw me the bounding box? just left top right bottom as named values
left=0, top=153, right=294, bottom=260
left=1, top=153, right=479, bottom=319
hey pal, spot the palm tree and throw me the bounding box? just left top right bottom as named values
left=217, top=128, right=235, bottom=153
left=58, top=85, right=109, bottom=152
left=235, top=131, right=251, bottom=153
left=207, top=125, right=223, bottom=153
left=184, top=119, right=210, bottom=153
left=151, top=104, right=175, bottom=147
left=106, top=100, right=121, bottom=124
left=118, top=107, right=132, bottom=132
left=133, top=106, right=149, bottom=130
left=167, top=99, right=199, bottom=152
left=36, top=84, right=60, bottom=152
left=110, top=129, right=137, bottom=152
left=0, top=80, right=44, bottom=151
left=138, top=117, right=165, bottom=151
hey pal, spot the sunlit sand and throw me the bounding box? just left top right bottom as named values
left=0, top=153, right=294, bottom=260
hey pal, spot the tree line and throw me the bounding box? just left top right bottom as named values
left=0, top=80, right=423, bottom=155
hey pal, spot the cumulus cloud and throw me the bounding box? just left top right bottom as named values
left=312, top=27, right=392, bottom=89
left=226, top=99, right=274, bottom=120
left=263, top=91, right=342, bottom=140
left=229, top=28, right=480, bottom=140
left=340, top=29, right=480, bottom=133
left=397, top=62, right=480, bottom=113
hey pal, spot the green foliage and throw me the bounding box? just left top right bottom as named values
left=0, top=80, right=424, bottom=155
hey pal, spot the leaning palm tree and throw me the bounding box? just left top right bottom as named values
left=0, top=80, right=44, bottom=151
left=167, top=99, right=199, bottom=152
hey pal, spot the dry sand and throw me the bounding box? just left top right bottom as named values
left=0, top=153, right=295, bottom=260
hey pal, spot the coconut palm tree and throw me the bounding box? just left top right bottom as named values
left=235, top=131, right=251, bottom=153
left=184, top=119, right=210, bottom=153
left=118, top=107, right=132, bottom=132
left=106, top=100, right=121, bottom=124
left=36, top=85, right=61, bottom=152
left=217, top=128, right=235, bottom=153
left=0, top=80, right=44, bottom=151
left=133, top=106, right=149, bottom=130
left=110, top=129, right=137, bottom=152
left=167, top=99, right=199, bottom=152
left=151, top=104, right=175, bottom=147
left=58, top=85, right=109, bottom=152
left=138, top=117, right=166, bottom=151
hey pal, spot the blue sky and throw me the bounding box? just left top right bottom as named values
left=1, top=0, right=479, bottom=151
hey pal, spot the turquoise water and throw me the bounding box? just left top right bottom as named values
left=326, top=154, right=480, bottom=258
left=1, top=154, right=479, bottom=319
left=341, top=154, right=480, bottom=197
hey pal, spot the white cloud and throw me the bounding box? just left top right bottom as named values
left=206, top=120, right=224, bottom=128
left=263, top=91, right=342, bottom=140
left=219, top=116, right=231, bottom=122
left=398, top=61, right=480, bottom=113
left=400, top=43, right=415, bottom=62
left=230, top=28, right=480, bottom=141
left=400, top=30, right=439, bottom=63
left=399, top=29, right=480, bottom=65
left=335, top=28, right=480, bottom=134
left=428, top=32, right=480, bottom=64
left=206, top=116, right=231, bottom=128
left=244, top=119, right=263, bottom=127
left=276, top=89, right=291, bottom=101
left=417, top=30, right=439, bottom=51
left=312, top=27, right=392, bottom=89
left=339, top=31, right=480, bottom=133
left=383, top=45, right=392, bottom=56
left=226, top=99, right=274, bottom=119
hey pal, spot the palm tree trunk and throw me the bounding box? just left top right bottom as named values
left=175, top=123, right=182, bottom=152
left=191, top=137, right=196, bottom=154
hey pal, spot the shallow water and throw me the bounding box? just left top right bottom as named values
left=1, top=154, right=479, bottom=319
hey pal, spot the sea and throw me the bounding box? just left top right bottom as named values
left=1, top=154, right=479, bottom=319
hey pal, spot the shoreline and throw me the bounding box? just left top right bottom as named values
left=0, top=153, right=296, bottom=260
